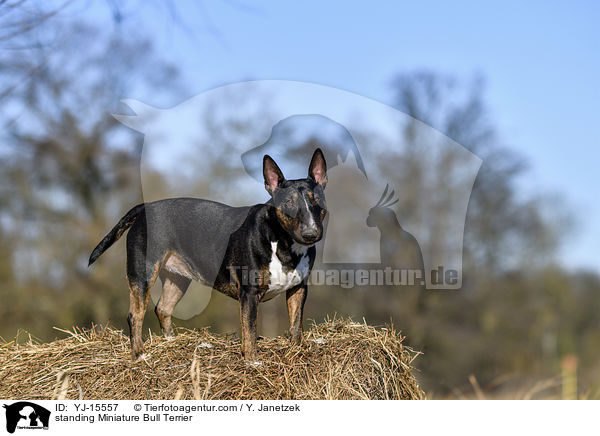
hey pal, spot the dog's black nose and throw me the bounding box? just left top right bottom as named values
left=300, top=228, right=320, bottom=241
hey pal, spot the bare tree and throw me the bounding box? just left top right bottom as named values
left=0, top=16, right=183, bottom=337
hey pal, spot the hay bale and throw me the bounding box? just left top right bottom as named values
left=0, top=318, right=424, bottom=400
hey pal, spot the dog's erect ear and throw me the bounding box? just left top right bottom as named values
left=263, top=155, right=285, bottom=195
left=308, top=148, right=327, bottom=188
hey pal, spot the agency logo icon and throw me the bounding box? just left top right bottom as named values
left=3, top=402, right=50, bottom=433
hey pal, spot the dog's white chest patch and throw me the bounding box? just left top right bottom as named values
left=264, top=242, right=309, bottom=301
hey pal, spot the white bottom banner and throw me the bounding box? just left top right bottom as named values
left=0, top=399, right=595, bottom=435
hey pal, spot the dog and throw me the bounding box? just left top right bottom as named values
left=88, top=149, right=327, bottom=361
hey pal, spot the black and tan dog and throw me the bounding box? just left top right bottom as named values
left=89, top=149, right=327, bottom=361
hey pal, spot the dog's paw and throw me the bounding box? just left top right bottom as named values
left=131, top=352, right=149, bottom=362
left=162, top=329, right=176, bottom=340
left=242, top=352, right=261, bottom=365
left=289, top=335, right=303, bottom=346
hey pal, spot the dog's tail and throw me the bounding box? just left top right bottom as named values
left=88, top=203, right=146, bottom=266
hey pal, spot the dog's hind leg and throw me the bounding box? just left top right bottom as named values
left=126, top=261, right=161, bottom=360
left=155, top=270, right=191, bottom=338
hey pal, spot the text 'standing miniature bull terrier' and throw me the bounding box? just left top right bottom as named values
left=89, top=149, right=328, bottom=361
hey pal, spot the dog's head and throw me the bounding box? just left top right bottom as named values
left=263, top=149, right=328, bottom=246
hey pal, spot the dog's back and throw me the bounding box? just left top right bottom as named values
left=140, top=198, right=254, bottom=280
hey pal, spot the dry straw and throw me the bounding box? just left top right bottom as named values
left=0, top=317, right=424, bottom=400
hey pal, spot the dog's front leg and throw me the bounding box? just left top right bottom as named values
left=286, top=285, right=307, bottom=345
left=239, top=291, right=259, bottom=361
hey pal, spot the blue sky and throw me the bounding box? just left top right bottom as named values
left=90, top=0, right=600, bottom=271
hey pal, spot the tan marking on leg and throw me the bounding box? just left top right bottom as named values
left=239, top=295, right=258, bottom=361
left=127, top=281, right=148, bottom=360
left=156, top=270, right=190, bottom=338
left=127, top=261, right=161, bottom=360
left=286, top=286, right=307, bottom=345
